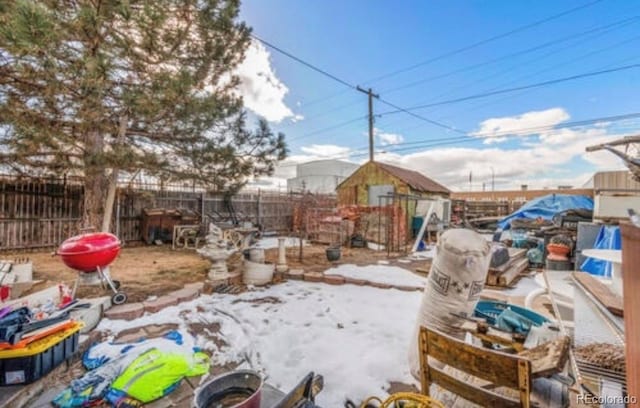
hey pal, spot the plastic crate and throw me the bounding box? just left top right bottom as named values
left=0, top=321, right=82, bottom=385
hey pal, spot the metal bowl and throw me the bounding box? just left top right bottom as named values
left=193, top=370, right=263, bottom=408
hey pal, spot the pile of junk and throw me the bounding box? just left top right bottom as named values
left=0, top=232, right=129, bottom=388
left=492, top=194, right=595, bottom=270
left=51, top=329, right=325, bottom=407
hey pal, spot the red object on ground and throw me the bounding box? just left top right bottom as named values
left=546, top=243, right=571, bottom=261
left=0, top=285, right=10, bottom=302
left=57, top=233, right=121, bottom=273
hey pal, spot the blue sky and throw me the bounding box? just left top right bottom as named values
left=235, top=0, right=640, bottom=191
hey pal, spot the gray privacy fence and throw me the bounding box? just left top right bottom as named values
left=0, top=175, right=295, bottom=251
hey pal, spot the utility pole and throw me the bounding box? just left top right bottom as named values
left=357, top=86, right=379, bottom=162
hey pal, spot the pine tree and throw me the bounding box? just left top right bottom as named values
left=0, top=0, right=287, bottom=231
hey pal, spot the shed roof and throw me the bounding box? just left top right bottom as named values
left=376, top=162, right=450, bottom=194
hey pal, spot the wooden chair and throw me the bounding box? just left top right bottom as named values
left=419, top=326, right=532, bottom=408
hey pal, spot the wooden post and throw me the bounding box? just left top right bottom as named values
left=621, top=222, right=640, bottom=400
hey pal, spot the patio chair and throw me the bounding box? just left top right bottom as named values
left=419, top=326, right=532, bottom=408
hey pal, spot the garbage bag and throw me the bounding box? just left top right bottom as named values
left=106, top=348, right=210, bottom=404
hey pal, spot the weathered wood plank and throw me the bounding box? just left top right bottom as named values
left=572, top=271, right=623, bottom=316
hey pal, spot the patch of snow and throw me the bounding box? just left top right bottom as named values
left=97, top=281, right=423, bottom=406
left=324, top=264, right=426, bottom=288
left=407, top=247, right=436, bottom=260
left=367, top=242, right=384, bottom=251
left=253, top=237, right=306, bottom=249
left=377, top=260, right=390, bottom=265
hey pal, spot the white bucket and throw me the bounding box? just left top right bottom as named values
left=249, top=248, right=265, bottom=263
left=243, top=259, right=274, bottom=286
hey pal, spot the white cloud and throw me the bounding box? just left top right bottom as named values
left=377, top=124, right=634, bottom=191
left=472, top=107, right=570, bottom=144
left=234, top=41, right=299, bottom=123
left=255, top=107, right=637, bottom=192
left=299, top=144, right=351, bottom=157
left=374, top=128, right=404, bottom=146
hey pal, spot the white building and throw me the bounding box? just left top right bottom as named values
left=287, top=159, right=359, bottom=194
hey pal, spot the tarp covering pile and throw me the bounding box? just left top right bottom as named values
left=497, top=194, right=594, bottom=230
left=581, top=225, right=621, bottom=277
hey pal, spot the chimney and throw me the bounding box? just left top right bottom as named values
left=521, top=184, right=528, bottom=191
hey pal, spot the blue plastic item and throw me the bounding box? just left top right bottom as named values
left=474, top=300, right=550, bottom=334
left=497, top=194, right=593, bottom=230
left=580, top=225, right=621, bottom=277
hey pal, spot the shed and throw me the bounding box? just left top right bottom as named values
left=335, top=161, right=450, bottom=249
left=336, top=161, right=450, bottom=206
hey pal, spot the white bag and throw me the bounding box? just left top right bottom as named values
left=409, top=228, right=491, bottom=378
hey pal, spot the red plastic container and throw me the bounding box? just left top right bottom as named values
left=57, top=233, right=121, bottom=273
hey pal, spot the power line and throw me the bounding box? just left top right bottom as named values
left=379, top=63, right=640, bottom=116
left=363, top=0, right=605, bottom=84
left=279, top=111, right=640, bottom=165
left=377, top=34, right=640, bottom=135
left=377, top=98, right=467, bottom=135
left=380, top=15, right=639, bottom=94
left=254, top=34, right=466, bottom=140
left=251, top=34, right=357, bottom=90
left=374, top=112, right=640, bottom=154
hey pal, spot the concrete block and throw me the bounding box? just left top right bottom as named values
left=104, top=302, right=144, bottom=320
left=143, top=295, right=178, bottom=314
left=70, top=302, right=103, bottom=334
left=286, top=269, right=304, bottom=280
left=323, top=275, right=346, bottom=285
left=115, top=327, right=147, bottom=343
left=184, top=281, right=205, bottom=293
left=169, top=288, right=199, bottom=303
left=344, top=277, right=367, bottom=286
left=368, top=281, right=392, bottom=289
left=144, top=324, right=180, bottom=338
left=303, top=272, right=324, bottom=283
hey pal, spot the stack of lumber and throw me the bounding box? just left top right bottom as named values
left=486, top=248, right=528, bottom=287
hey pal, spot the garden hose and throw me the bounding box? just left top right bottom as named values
left=349, top=392, right=445, bottom=408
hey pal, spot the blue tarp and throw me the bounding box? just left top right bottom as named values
left=497, top=194, right=594, bottom=230
left=580, top=225, right=621, bottom=277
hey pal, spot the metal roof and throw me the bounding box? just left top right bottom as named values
left=376, top=162, right=450, bottom=194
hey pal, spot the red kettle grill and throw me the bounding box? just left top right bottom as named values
left=57, top=232, right=127, bottom=305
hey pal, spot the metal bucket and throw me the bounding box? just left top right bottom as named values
left=325, top=247, right=341, bottom=262
left=193, top=370, right=263, bottom=408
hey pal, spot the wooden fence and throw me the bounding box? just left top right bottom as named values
left=0, top=175, right=296, bottom=251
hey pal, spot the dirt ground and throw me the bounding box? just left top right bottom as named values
left=3, top=242, right=432, bottom=302
left=4, top=245, right=210, bottom=302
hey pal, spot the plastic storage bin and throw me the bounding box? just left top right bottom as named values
left=0, top=321, right=82, bottom=385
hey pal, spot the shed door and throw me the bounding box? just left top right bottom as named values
left=368, top=184, right=394, bottom=206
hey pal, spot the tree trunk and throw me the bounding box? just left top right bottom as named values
left=82, top=130, right=107, bottom=231
left=101, top=169, right=119, bottom=232
left=83, top=166, right=108, bottom=232
left=101, top=113, right=128, bottom=233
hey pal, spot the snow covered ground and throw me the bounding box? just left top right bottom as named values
left=325, top=264, right=427, bottom=288
left=98, top=281, right=423, bottom=406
